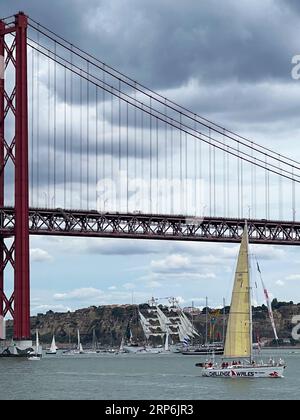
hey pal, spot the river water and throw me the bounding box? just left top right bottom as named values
left=0, top=350, right=299, bottom=400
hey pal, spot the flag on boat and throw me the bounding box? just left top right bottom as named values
left=257, top=262, right=279, bottom=341
left=183, top=336, right=190, bottom=347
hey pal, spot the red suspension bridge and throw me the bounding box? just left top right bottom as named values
left=1, top=12, right=300, bottom=347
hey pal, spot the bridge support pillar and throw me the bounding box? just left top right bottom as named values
left=0, top=19, right=4, bottom=323
left=0, top=13, right=31, bottom=350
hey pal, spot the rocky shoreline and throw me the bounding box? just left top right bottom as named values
left=3, top=300, right=300, bottom=347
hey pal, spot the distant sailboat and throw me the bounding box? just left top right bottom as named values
left=164, top=328, right=170, bottom=352
left=200, top=223, right=286, bottom=378
left=84, top=327, right=99, bottom=354
left=46, top=335, right=58, bottom=355
left=120, top=337, right=125, bottom=352
left=92, top=328, right=98, bottom=352
left=115, top=337, right=129, bottom=354
left=77, top=329, right=84, bottom=354
left=28, top=330, right=41, bottom=361
left=62, top=329, right=85, bottom=355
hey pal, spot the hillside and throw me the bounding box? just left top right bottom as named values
left=4, top=300, right=300, bottom=347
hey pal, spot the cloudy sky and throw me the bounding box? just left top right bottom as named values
left=2, top=0, right=300, bottom=314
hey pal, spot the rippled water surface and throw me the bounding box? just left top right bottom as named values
left=0, top=350, right=299, bottom=400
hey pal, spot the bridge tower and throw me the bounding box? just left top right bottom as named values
left=0, top=13, right=31, bottom=350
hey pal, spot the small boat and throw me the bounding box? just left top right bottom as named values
left=115, top=338, right=129, bottom=355
left=123, top=344, right=162, bottom=354
left=164, top=328, right=170, bottom=352
left=158, top=328, right=172, bottom=354
left=133, top=330, right=172, bottom=355
left=182, top=343, right=224, bottom=356
left=84, top=328, right=100, bottom=354
left=200, top=222, right=286, bottom=378
left=28, top=330, right=41, bottom=361
left=78, top=329, right=84, bottom=354
left=62, top=329, right=85, bottom=355
left=135, top=346, right=161, bottom=354
left=46, top=335, right=58, bottom=355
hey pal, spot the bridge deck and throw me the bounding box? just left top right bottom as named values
left=1, top=207, right=300, bottom=245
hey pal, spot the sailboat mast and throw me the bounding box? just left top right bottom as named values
left=222, top=297, right=226, bottom=344
left=164, top=327, right=169, bottom=351
left=205, top=296, right=208, bottom=345
left=77, top=329, right=80, bottom=350
left=92, top=327, right=98, bottom=350
left=250, top=290, right=253, bottom=362
left=36, top=329, right=39, bottom=356
left=245, top=221, right=253, bottom=361
left=191, top=301, right=194, bottom=346
left=248, top=237, right=253, bottom=362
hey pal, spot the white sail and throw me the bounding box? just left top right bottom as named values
left=28, top=330, right=41, bottom=361
left=156, top=306, right=172, bottom=333
left=0, top=316, right=5, bottom=340
left=178, top=322, right=187, bottom=342
left=139, top=299, right=199, bottom=343
left=77, top=329, right=84, bottom=353
left=36, top=330, right=40, bottom=355
left=180, top=313, right=198, bottom=338
left=139, top=311, right=152, bottom=339
left=164, top=328, right=170, bottom=351
left=168, top=300, right=199, bottom=340
left=120, top=337, right=124, bottom=351
left=50, top=335, right=57, bottom=352
left=92, top=328, right=97, bottom=350
left=77, top=329, right=80, bottom=350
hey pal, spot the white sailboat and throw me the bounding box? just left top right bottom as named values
left=120, top=337, right=125, bottom=352
left=28, top=330, right=41, bottom=361
left=164, top=328, right=170, bottom=352
left=84, top=328, right=99, bottom=354
left=116, top=337, right=129, bottom=354
left=201, top=223, right=286, bottom=378
left=46, top=335, right=58, bottom=355
left=62, top=329, right=85, bottom=355
left=77, top=329, right=84, bottom=354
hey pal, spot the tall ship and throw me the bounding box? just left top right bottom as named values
left=138, top=297, right=199, bottom=347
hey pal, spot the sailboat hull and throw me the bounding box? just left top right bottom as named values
left=202, top=365, right=285, bottom=378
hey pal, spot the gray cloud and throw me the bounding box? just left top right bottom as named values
left=2, top=0, right=298, bottom=87
left=2, top=0, right=300, bottom=218
left=3, top=1, right=300, bottom=310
